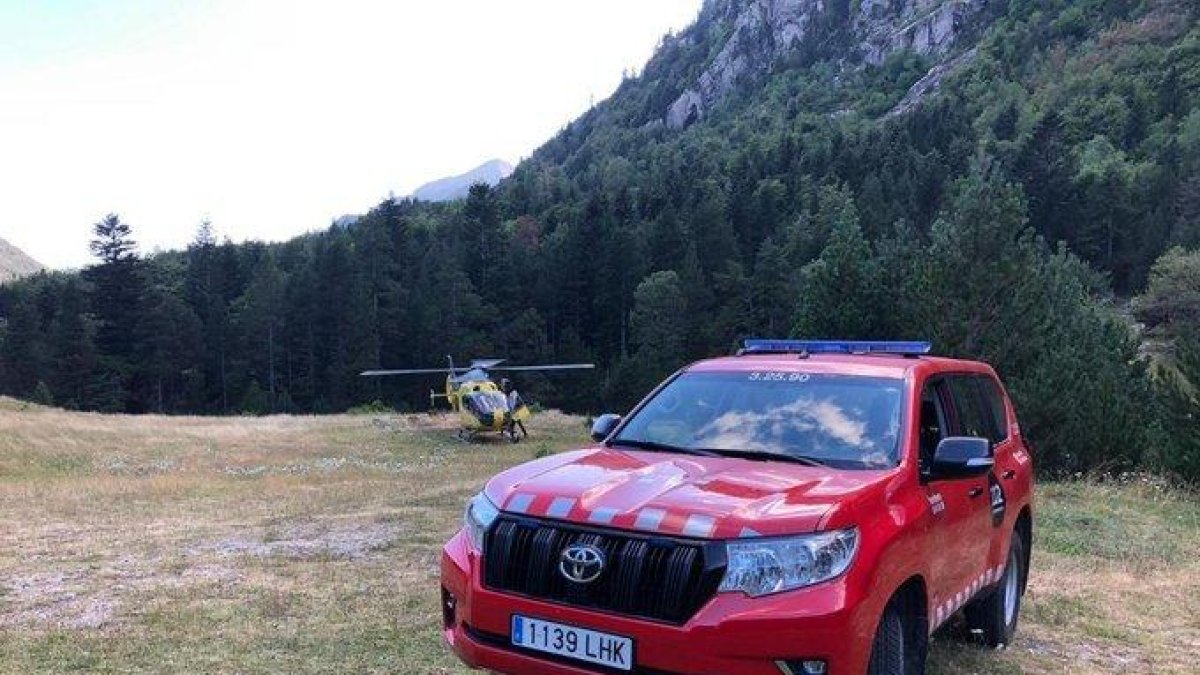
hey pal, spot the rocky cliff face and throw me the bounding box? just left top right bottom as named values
left=665, top=0, right=987, bottom=128
left=858, top=0, right=984, bottom=65
left=0, top=237, right=44, bottom=284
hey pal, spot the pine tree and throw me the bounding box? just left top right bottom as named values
left=86, top=214, right=145, bottom=374
left=1132, top=247, right=1200, bottom=343
left=31, top=381, right=54, bottom=406
left=921, top=163, right=1148, bottom=474
left=678, top=244, right=715, bottom=360
left=922, top=162, right=1031, bottom=354
left=460, top=183, right=504, bottom=297
left=793, top=217, right=882, bottom=340
left=233, top=253, right=287, bottom=411
left=353, top=201, right=407, bottom=381
left=89, top=213, right=137, bottom=264
left=184, top=223, right=232, bottom=412
left=0, top=292, right=46, bottom=398
left=629, top=270, right=687, bottom=394
left=47, top=278, right=101, bottom=409
left=1013, top=111, right=1076, bottom=246
left=138, top=285, right=203, bottom=413
left=1171, top=174, right=1200, bottom=248
left=750, top=237, right=795, bottom=337
left=1153, top=338, right=1200, bottom=481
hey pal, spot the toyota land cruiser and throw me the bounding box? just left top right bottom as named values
left=440, top=340, right=1034, bottom=674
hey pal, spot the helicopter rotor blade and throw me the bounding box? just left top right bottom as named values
left=360, top=368, right=465, bottom=377
left=489, top=364, right=596, bottom=372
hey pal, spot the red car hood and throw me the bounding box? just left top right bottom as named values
left=483, top=447, right=894, bottom=540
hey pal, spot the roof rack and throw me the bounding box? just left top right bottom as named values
left=737, top=339, right=933, bottom=357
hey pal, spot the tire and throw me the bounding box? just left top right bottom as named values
left=966, top=531, right=1025, bottom=647
left=868, top=602, right=906, bottom=675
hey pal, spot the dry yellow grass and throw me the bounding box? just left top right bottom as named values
left=0, top=398, right=1195, bottom=673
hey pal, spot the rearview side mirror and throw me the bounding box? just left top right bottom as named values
left=929, top=437, right=993, bottom=480
left=590, top=414, right=622, bottom=442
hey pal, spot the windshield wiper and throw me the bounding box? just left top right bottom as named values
left=609, top=439, right=721, bottom=457
left=704, top=448, right=828, bottom=467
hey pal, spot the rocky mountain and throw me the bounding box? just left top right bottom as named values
left=522, top=0, right=1195, bottom=286
left=0, top=237, right=44, bottom=283
left=412, top=159, right=514, bottom=202
left=666, top=0, right=988, bottom=128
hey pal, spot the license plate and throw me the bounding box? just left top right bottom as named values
left=511, top=614, right=634, bottom=671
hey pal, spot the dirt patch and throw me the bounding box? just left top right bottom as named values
left=192, top=520, right=406, bottom=561
left=221, top=454, right=450, bottom=477
left=370, top=414, right=461, bottom=433
left=0, top=519, right=402, bottom=632
left=1, top=571, right=114, bottom=630
left=1015, top=634, right=1150, bottom=671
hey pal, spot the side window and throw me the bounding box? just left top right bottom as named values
left=946, top=376, right=996, bottom=441
left=974, top=376, right=1009, bottom=443
left=918, top=382, right=949, bottom=470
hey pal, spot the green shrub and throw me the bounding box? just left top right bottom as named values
left=347, top=400, right=393, bottom=415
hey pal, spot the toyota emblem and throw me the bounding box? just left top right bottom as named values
left=559, top=544, right=605, bottom=584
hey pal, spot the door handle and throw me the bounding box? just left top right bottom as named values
left=1002, top=470, right=1016, bottom=480
left=968, top=486, right=985, bottom=498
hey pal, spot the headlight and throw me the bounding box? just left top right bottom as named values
left=464, top=492, right=500, bottom=552
left=718, top=528, right=859, bottom=597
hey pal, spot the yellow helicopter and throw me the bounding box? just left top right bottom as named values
left=361, top=357, right=594, bottom=442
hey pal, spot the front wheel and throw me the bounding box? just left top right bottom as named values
left=868, top=602, right=906, bottom=675
left=966, top=532, right=1025, bottom=647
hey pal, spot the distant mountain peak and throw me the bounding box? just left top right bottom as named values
left=331, top=159, right=515, bottom=225
left=412, top=159, right=515, bottom=203
left=0, top=237, right=44, bottom=283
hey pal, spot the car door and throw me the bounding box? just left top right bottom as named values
left=944, top=375, right=1001, bottom=583
left=973, top=374, right=1021, bottom=554
left=918, top=377, right=994, bottom=622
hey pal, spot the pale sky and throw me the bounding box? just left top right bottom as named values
left=0, top=0, right=701, bottom=269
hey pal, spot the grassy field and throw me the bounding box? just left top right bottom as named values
left=0, top=398, right=1196, bottom=674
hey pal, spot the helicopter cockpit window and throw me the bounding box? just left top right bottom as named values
left=463, top=390, right=510, bottom=416
left=613, top=371, right=905, bottom=470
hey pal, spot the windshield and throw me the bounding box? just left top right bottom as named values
left=613, top=371, right=905, bottom=470
left=463, top=391, right=509, bottom=415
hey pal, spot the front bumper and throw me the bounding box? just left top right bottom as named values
left=440, top=530, right=878, bottom=675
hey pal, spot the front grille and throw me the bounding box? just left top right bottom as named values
left=483, top=515, right=726, bottom=624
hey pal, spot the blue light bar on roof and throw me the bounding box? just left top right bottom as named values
left=741, top=339, right=933, bottom=356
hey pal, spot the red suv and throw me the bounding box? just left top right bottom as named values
left=440, top=340, right=1034, bottom=674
